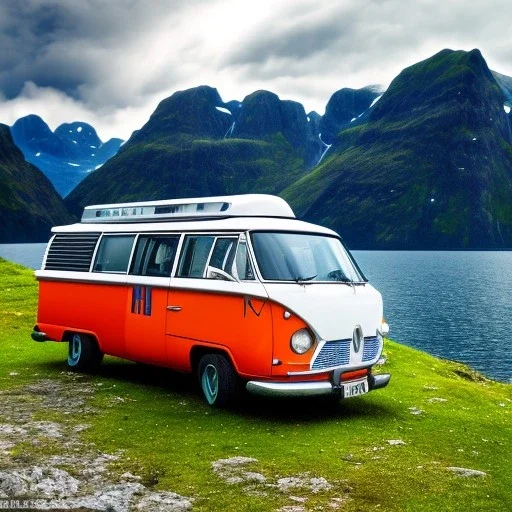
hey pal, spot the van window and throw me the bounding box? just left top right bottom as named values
left=130, top=236, right=180, bottom=277
left=44, top=233, right=100, bottom=272
left=93, top=235, right=135, bottom=273
left=209, top=237, right=237, bottom=272
left=177, top=236, right=216, bottom=277
left=177, top=235, right=243, bottom=279
left=234, top=240, right=255, bottom=280
left=251, top=232, right=365, bottom=282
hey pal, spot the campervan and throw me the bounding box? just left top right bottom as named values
left=32, top=194, right=390, bottom=406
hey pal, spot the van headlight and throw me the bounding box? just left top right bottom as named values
left=290, top=329, right=314, bottom=354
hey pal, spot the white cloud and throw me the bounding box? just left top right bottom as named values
left=1, top=0, right=512, bottom=138
left=0, top=82, right=153, bottom=140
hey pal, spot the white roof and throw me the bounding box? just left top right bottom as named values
left=81, top=194, right=295, bottom=223
left=53, top=215, right=337, bottom=236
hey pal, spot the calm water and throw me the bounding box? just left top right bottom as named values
left=0, top=243, right=47, bottom=270
left=1, top=244, right=511, bottom=383
left=355, top=251, right=512, bottom=383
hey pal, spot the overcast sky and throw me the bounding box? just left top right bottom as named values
left=0, top=0, right=511, bottom=141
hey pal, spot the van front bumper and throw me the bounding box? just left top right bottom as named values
left=246, top=373, right=391, bottom=398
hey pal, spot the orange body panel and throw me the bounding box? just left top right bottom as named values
left=269, top=302, right=314, bottom=376
left=36, top=279, right=331, bottom=382
left=38, top=280, right=128, bottom=356
left=125, top=285, right=168, bottom=365
left=165, top=289, right=273, bottom=377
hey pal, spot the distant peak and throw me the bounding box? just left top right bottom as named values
left=11, top=114, right=50, bottom=130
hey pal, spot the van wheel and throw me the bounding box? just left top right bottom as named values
left=198, top=354, right=239, bottom=407
left=67, top=333, right=103, bottom=371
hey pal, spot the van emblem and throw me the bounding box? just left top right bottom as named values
left=352, top=325, right=363, bottom=353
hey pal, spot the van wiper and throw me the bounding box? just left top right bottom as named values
left=293, top=273, right=317, bottom=284
left=328, top=269, right=365, bottom=286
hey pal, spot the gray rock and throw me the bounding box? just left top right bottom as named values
left=447, top=467, right=487, bottom=478
left=135, top=491, right=194, bottom=511
left=276, top=475, right=332, bottom=493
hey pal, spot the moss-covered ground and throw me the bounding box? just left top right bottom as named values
left=0, top=258, right=510, bottom=511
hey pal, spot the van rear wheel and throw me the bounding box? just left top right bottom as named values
left=67, top=333, right=103, bottom=371
left=198, top=354, right=239, bottom=407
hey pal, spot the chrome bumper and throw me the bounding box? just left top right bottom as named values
left=246, top=373, right=391, bottom=398
left=246, top=380, right=333, bottom=397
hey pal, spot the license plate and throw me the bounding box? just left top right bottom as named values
left=343, top=379, right=368, bottom=398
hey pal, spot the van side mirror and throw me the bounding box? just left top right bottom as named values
left=206, top=266, right=238, bottom=282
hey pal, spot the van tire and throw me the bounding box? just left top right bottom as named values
left=67, top=333, right=103, bottom=371
left=198, top=354, right=239, bottom=407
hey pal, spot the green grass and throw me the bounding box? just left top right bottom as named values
left=1, top=257, right=511, bottom=511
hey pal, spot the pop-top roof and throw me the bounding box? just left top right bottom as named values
left=81, top=194, right=295, bottom=223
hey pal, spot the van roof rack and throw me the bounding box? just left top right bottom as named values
left=81, top=194, right=295, bottom=223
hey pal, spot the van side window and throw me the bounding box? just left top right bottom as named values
left=130, top=236, right=180, bottom=277
left=93, top=235, right=135, bottom=273
left=178, top=236, right=215, bottom=277
left=234, top=241, right=255, bottom=280
left=209, top=237, right=237, bottom=273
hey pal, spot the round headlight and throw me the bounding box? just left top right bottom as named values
left=290, top=329, right=314, bottom=354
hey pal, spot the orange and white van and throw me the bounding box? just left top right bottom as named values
left=32, top=194, right=390, bottom=406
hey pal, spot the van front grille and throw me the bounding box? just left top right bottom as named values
left=362, top=336, right=381, bottom=362
left=312, top=339, right=351, bottom=369
left=45, top=233, right=100, bottom=272
left=311, top=336, right=381, bottom=370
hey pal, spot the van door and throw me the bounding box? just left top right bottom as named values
left=125, top=235, right=180, bottom=365
left=165, top=234, right=272, bottom=376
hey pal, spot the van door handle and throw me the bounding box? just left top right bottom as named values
left=166, top=306, right=182, bottom=312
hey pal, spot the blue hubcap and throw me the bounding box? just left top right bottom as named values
left=202, top=364, right=218, bottom=404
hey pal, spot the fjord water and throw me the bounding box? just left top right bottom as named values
left=354, top=250, right=512, bottom=383
left=1, top=244, right=510, bottom=382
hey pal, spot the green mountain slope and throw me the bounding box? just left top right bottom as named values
left=283, top=49, right=512, bottom=249
left=0, top=124, right=73, bottom=242
left=65, top=86, right=313, bottom=217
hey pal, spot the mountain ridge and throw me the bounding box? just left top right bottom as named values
left=10, top=115, right=123, bottom=197
left=2, top=48, right=512, bottom=248
left=0, top=123, right=74, bottom=243
left=283, top=48, right=512, bottom=249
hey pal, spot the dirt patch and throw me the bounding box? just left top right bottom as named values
left=0, top=376, right=193, bottom=511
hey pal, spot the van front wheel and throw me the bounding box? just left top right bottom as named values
left=67, top=333, right=103, bottom=371
left=198, top=354, right=238, bottom=407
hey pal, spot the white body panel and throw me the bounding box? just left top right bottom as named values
left=262, top=282, right=383, bottom=342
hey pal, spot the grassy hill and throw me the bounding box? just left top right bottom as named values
left=283, top=49, right=512, bottom=249
left=65, top=87, right=310, bottom=217
left=1, top=258, right=510, bottom=511
left=0, top=124, right=74, bottom=242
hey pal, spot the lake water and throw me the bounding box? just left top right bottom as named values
left=1, top=244, right=511, bottom=383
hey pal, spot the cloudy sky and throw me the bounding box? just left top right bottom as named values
left=1, top=0, right=511, bottom=141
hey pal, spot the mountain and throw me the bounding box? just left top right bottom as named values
left=0, top=124, right=73, bottom=243
left=65, top=85, right=321, bottom=216
left=283, top=49, right=512, bottom=249
left=10, top=115, right=123, bottom=197
left=493, top=71, right=512, bottom=104
left=319, top=86, right=381, bottom=144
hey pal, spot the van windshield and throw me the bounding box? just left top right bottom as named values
left=250, top=232, right=366, bottom=283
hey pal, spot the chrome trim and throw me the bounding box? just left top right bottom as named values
left=246, top=380, right=333, bottom=397
left=288, top=363, right=371, bottom=376
left=370, top=373, right=391, bottom=390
